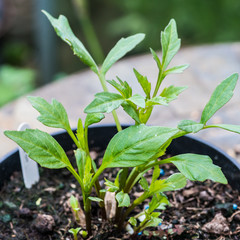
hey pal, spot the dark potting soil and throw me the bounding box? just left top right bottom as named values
left=0, top=149, right=240, bottom=240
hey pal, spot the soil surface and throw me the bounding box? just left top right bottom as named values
left=0, top=149, right=240, bottom=240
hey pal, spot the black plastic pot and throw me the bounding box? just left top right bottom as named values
left=1, top=125, right=240, bottom=190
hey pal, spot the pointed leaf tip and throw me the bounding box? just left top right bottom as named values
left=201, top=73, right=238, bottom=124
left=5, top=129, right=70, bottom=169
left=42, top=10, right=98, bottom=73
left=101, top=33, right=145, bottom=75
left=161, top=19, right=180, bottom=70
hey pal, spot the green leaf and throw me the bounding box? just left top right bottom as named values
left=76, top=118, right=85, bottom=147
left=102, top=125, right=179, bottom=168
left=200, top=73, right=238, bottom=124
left=150, top=173, right=187, bottom=194
left=85, top=113, right=105, bottom=128
left=117, top=77, right=132, bottom=98
left=114, top=169, right=123, bottom=188
left=144, top=216, right=162, bottom=228
left=162, top=173, right=187, bottom=191
left=107, top=79, right=127, bottom=97
left=101, top=33, right=145, bottom=75
left=161, top=19, right=181, bottom=70
left=88, top=196, right=103, bottom=202
left=129, top=217, right=137, bottom=227
left=122, top=102, right=140, bottom=123
left=116, top=191, right=130, bottom=207
left=165, top=64, right=189, bottom=75
left=152, top=165, right=160, bottom=183
left=146, top=96, right=168, bottom=106
left=107, top=78, right=132, bottom=98
left=69, top=227, right=81, bottom=235
left=149, top=193, right=169, bottom=213
left=42, top=11, right=98, bottom=73
left=70, top=195, right=80, bottom=211
left=128, top=94, right=145, bottom=108
left=28, top=96, right=71, bottom=130
left=4, top=129, right=70, bottom=169
left=207, top=124, right=240, bottom=134
left=83, top=155, right=93, bottom=187
left=104, top=179, right=119, bottom=192
left=84, top=92, right=124, bottom=113
left=168, top=154, right=227, bottom=184
left=150, top=48, right=161, bottom=69
left=75, top=149, right=86, bottom=180
left=133, top=69, right=151, bottom=99
left=178, top=120, right=204, bottom=133
left=139, top=177, right=149, bottom=191
left=139, top=106, right=154, bottom=124
left=160, top=85, right=187, bottom=103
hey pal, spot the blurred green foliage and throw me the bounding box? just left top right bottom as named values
left=0, top=65, right=35, bottom=107
left=2, top=41, right=31, bottom=66
left=44, top=0, right=240, bottom=74
left=92, top=0, right=240, bottom=52
left=1, top=0, right=239, bottom=107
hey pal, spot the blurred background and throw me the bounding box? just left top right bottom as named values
left=1, top=0, right=240, bottom=107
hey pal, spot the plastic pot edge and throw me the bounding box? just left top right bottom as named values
left=1, top=124, right=240, bottom=190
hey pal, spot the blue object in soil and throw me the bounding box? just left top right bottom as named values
left=144, top=205, right=149, bottom=210
left=160, top=169, right=165, bottom=176
left=158, top=222, right=162, bottom=226
left=138, top=232, right=142, bottom=236
left=233, top=204, right=238, bottom=210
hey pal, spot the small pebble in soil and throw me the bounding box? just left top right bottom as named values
left=138, top=231, right=142, bottom=236
left=202, top=212, right=229, bottom=234
left=144, top=205, right=149, bottom=210
left=172, top=219, right=179, bottom=224
left=18, top=207, right=32, bottom=218
left=34, top=214, right=55, bottom=233
left=233, top=203, right=238, bottom=210
left=160, top=169, right=165, bottom=176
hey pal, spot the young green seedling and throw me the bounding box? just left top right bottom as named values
left=69, top=195, right=81, bottom=224
left=4, top=11, right=240, bottom=237
left=69, top=227, right=81, bottom=240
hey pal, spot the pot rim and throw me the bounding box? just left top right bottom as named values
left=1, top=124, right=240, bottom=190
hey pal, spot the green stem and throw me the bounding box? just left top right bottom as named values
left=119, top=167, right=129, bottom=190
left=95, top=180, right=107, bottom=220
left=97, top=71, right=109, bottom=92
left=152, top=69, right=164, bottom=98
left=135, top=217, right=148, bottom=234
left=74, top=209, right=80, bottom=224
left=139, top=159, right=171, bottom=174
left=112, top=111, right=122, bottom=132
left=67, top=166, right=85, bottom=202
left=118, top=192, right=148, bottom=229
left=98, top=71, right=122, bottom=132
left=123, top=167, right=140, bottom=193
left=115, top=167, right=129, bottom=222
left=89, top=165, right=105, bottom=193
left=115, top=206, right=122, bottom=224
left=73, top=234, right=78, bottom=240
left=71, top=0, right=104, bottom=63
left=84, top=126, right=90, bottom=155
left=84, top=126, right=107, bottom=220
left=67, top=128, right=81, bottom=149
left=84, top=196, right=92, bottom=235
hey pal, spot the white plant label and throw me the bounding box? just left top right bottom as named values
left=18, top=123, right=40, bottom=188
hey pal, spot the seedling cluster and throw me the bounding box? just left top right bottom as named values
left=5, top=11, right=240, bottom=237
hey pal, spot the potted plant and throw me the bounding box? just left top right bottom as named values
left=1, top=11, right=240, bottom=239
